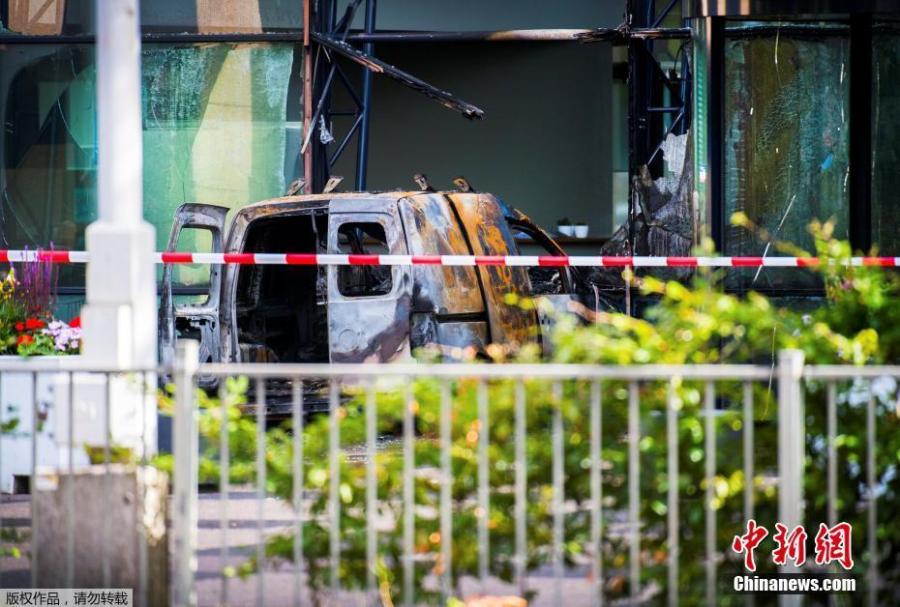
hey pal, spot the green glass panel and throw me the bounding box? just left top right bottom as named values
left=872, top=23, right=900, bottom=255
left=0, top=45, right=95, bottom=287
left=724, top=30, right=849, bottom=290
left=0, top=42, right=298, bottom=287
left=142, top=43, right=296, bottom=253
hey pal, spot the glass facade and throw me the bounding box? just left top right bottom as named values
left=872, top=22, right=900, bottom=254
left=0, top=45, right=94, bottom=285
left=722, top=24, right=850, bottom=290
left=0, top=41, right=300, bottom=286
left=141, top=42, right=298, bottom=252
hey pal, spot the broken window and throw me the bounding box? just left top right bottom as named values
left=335, top=222, right=393, bottom=297
left=723, top=23, right=849, bottom=290
left=0, top=44, right=94, bottom=288
left=172, top=227, right=212, bottom=304
left=142, top=42, right=298, bottom=253
left=872, top=22, right=900, bottom=254
left=0, top=42, right=299, bottom=288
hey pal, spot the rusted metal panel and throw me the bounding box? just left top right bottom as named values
left=410, top=314, right=490, bottom=359
left=446, top=193, right=538, bottom=349
left=162, top=191, right=563, bottom=372
left=399, top=194, right=485, bottom=315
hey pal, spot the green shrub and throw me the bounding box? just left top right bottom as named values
left=180, top=225, right=898, bottom=605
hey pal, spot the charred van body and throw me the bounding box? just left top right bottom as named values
left=159, top=191, right=596, bottom=414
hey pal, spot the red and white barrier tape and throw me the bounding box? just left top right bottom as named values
left=1, top=250, right=899, bottom=268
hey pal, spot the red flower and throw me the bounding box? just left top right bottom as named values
left=25, top=318, right=45, bottom=330
left=68, top=316, right=81, bottom=328
left=16, top=334, right=33, bottom=346
left=15, top=321, right=25, bottom=332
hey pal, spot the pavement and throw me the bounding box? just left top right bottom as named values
left=2, top=490, right=603, bottom=606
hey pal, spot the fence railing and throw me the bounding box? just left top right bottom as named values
left=0, top=348, right=897, bottom=607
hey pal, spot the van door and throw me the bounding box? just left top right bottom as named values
left=400, top=194, right=490, bottom=358
left=506, top=218, right=580, bottom=355
left=159, top=203, right=228, bottom=370
left=445, top=193, right=538, bottom=349
left=326, top=203, right=412, bottom=363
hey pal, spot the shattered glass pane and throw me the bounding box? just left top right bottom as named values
left=0, top=45, right=95, bottom=287
left=142, top=43, right=297, bottom=252
left=0, top=42, right=299, bottom=287
left=872, top=23, right=900, bottom=255
left=724, top=27, right=849, bottom=291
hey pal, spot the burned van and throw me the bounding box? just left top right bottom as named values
left=159, top=191, right=587, bottom=395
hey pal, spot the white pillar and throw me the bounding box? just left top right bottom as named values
left=82, top=0, right=157, bottom=369
left=777, top=349, right=805, bottom=607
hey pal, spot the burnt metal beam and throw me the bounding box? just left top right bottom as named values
left=312, top=32, right=484, bottom=119
left=347, top=29, right=593, bottom=42
left=355, top=0, right=377, bottom=189
left=577, top=26, right=692, bottom=43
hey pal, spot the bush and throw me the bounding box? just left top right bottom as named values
left=177, top=226, right=898, bottom=605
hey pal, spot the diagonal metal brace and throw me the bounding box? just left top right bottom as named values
left=311, top=32, right=485, bottom=120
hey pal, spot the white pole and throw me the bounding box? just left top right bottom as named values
left=96, top=0, right=143, bottom=226
left=83, top=0, right=157, bottom=369
left=172, top=340, right=199, bottom=607
left=777, top=349, right=805, bottom=607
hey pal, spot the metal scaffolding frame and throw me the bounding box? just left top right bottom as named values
left=299, top=0, right=693, bottom=234
left=2, top=1, right=896, bottom=259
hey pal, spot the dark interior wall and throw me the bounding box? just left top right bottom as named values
left=32, top=0, right=622, bottom=34
left=331, top=41, right=614, bottom=235
left=337, top=0, right=622, bottom=30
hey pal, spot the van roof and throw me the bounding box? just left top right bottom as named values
left=242, top=190, right=430, bottom=210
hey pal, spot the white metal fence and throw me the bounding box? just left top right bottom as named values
left=0, top=348, right=898, bottom=606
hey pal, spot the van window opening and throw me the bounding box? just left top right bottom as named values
left=336, top=222, right=393, bottom=297
left=172, top=226, right=213, bottom=303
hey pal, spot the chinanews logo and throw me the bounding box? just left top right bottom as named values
left=730, top=520, right=857, bottom=595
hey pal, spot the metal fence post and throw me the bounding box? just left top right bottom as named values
left=777, top=349, right=805, bottom=607
left=173, top=340, right=200, bottom=607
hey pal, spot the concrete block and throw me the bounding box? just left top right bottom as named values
left=34, top=465, right=168, bottom=606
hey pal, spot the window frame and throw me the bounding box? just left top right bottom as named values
left=330, top=217, right=397, bottom=300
